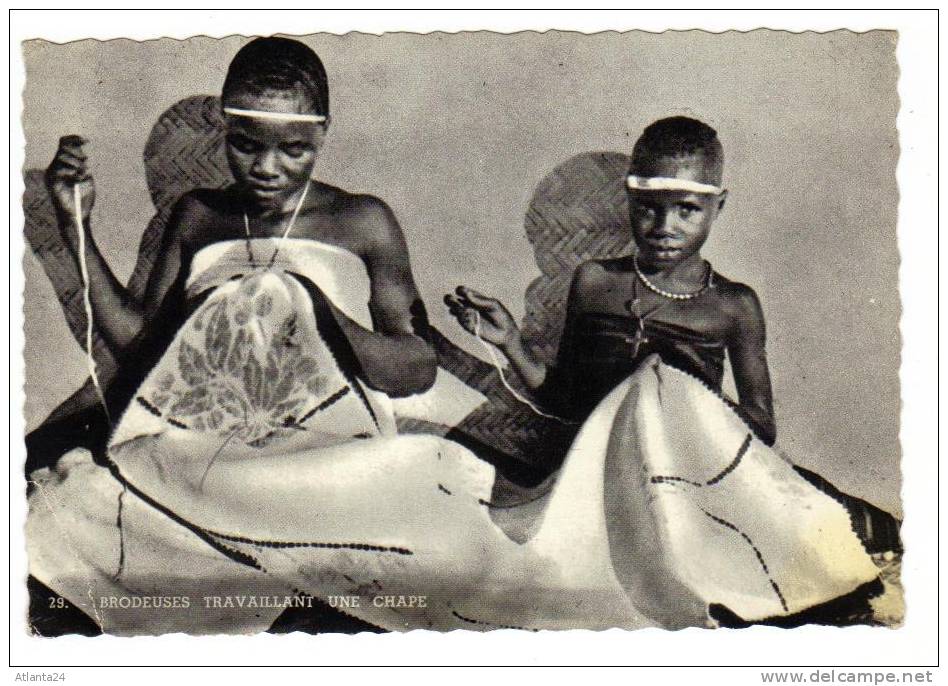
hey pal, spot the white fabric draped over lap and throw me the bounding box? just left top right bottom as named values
left=26, top=239, right=880, bottom=634
left=601, top=359, right=880, bottom=627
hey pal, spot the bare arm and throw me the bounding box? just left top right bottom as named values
left=46, top=135, right=188, bottom=354
left=325, top=197, right=437, bottom=397
left=445, top=262, right=595, bottom=394
left=500, top=329, right=548, bottom=390
left=445, top=286, right=547, bottom=390
left=726, top=286, right=777, bottom=445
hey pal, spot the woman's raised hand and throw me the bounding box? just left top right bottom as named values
left=45, top=135, right=96, bottom=227
left=444, top=286, right=518, bottom=348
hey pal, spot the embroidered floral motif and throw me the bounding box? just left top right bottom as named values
left=149, top=280, right=329, bottom=447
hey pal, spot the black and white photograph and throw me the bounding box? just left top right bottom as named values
left=9, top=8, right=939, bottom=674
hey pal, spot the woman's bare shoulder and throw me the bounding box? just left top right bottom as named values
left=325, top=188, right=407, bottom=255
left=332, top=189, right=395, bottom=224
left=176, top=187, right=238, bottom=214
left=169, top=187, right=242, bottom=247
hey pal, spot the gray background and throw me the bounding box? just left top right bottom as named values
left=21, top=31, right=901, bottom=515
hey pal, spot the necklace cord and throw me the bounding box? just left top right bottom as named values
left=268, top=179, right=311, bottom=268
left=242, top=179, right=312, bottom=269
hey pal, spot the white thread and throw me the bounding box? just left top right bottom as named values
left=626, top=175, right=723, bottom=195
left=73, top=184, right=109, bottom=420
left=471, top=310, right=573, bottom=424
left=223, top=106, right=326, bottom=123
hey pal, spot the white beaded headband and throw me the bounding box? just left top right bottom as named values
left=223, top=106, right=327, bottom=123
left=626, top=174, right=723, bottom=195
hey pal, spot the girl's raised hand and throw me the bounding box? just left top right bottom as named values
left=444, top=286, right=518, bottom=348
left=45, top=135, right=96, bottom=227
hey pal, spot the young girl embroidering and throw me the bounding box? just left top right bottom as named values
left=446, top=117, right=901, bottom=626
left=447, top=117, right=774, bottom=439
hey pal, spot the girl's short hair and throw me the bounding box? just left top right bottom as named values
left=632, top=116, right=722, bottom=168
left=222, top=37, right=329, bottom=118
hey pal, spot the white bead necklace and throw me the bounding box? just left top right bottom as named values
left=633, top=253, right=713, bottom=301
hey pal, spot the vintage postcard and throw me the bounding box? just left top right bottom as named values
left=11, top=10, right=937, bottom=670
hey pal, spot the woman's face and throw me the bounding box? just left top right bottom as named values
left=223, top=90, right=327, bottom=210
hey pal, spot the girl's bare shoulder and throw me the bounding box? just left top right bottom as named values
left=709, top=271, right=767, bottom=333
left=711, top=271, right=762, bottom=305
left=574, top=255, right=634, bottom=285
left=566, top=257, right=634, bottom=311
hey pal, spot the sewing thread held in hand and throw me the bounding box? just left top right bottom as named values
left=471, top=310, right=574, bottom=424
left=74, top=184, right=110, bottom=423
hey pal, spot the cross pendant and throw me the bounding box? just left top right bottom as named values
left=625, top=297, right=662, bottom=358
left=626, top=297, right=650, bottom=358
left=631, top=322, right=649, bottom=358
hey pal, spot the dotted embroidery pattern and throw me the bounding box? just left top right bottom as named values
left=106, top=464, right=266, bottom=570
left=202, top=528, right=413, bottom=556
left=451, top=610, right=538, bottom=632
left=341, top=373, right=380, bottom=432
left=136, top=395, right=191, bottom=429
left=139, top=384, right=352, bottom=436
left=114, top=485, right=128, bottom=580
left=136, top=395, right=162, bottom=417
left=700, top=507, right=788, bottom=612
left=651, top=475, right=703, bottom=488
left=644, top=431, right=788, bottom=612
left=107, top=464, right=409, bottom=581
left=705, top=434, right=753, bottom=486
left=477, top=483, right=555, bottom=510
left=650, top=433, right=753, bottom=488
left=211, top=540, right=264, bottom=570
left=295, top=385, right=350, bottom=426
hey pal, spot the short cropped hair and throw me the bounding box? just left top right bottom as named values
left=631, top=116, right=723, bottom=170
left=222, top=37, right=329, bottom=118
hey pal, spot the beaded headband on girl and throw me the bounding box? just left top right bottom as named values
left=223, top=106, right=327, bottom=123
left=626, top=175, right=723, bottom=195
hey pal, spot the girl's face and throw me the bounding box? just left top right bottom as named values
left=223, top=90, right=327, bottom=210
left=627, top=153, right=726, bottom=269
